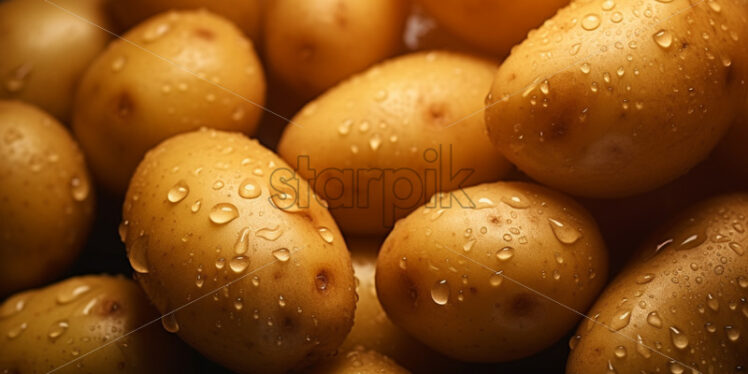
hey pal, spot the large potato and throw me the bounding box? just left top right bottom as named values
left=121, top=129, right=356, bottom=373
left=376, top=181, right=608, bottom=362
left=0, top=0, right=113, bottom=122
left=278, top=51, right=514, bottom=235
left=109, top=0, right=262, bottom=41
left=0, top=101, right=94, bottom=296
left=485, top=0, right=748, bottom=198
left=73, top=10, right=266, bottom=194
left=263, top=0, right=407, bottom=99
left=414, top=0, right=569, bottom=56
left=567, top=194, right=748, bottom=373
left=0, top=275, right=192, bottom=373
left=341, top=237, right=468, bottom=373
left=307, top=346, right=410, bottom=374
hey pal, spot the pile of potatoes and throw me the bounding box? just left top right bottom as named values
left=1, top=0, right=746, bottom=373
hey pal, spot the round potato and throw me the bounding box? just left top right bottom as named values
left=278, top=51, right=514, bottom=235
left=0, top=275, right=192, bottom=373
left=0, top=101, right=94, bottom=296
left=121, top=128, right=356, bottom=373
left=73, top=10, right=266, bottom=194
left=485, top=0, right=748, bottom=198
left=567, top=194, right=748, bottom=374
left=307, top=346, right=410, bottom=374
left=0, top=0, right=113, bottom=122
left=341, top=237, right=468, bottom=373
left=263, top=0, right=407, bottom=99
left=109, top=0, right=262, bottom=42
left=376, top=181, right=608, bottom=362
left=414, top=0, right=569, bottom=56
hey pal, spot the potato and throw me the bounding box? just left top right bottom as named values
left=307, top=346, right=410, bottom=374
left=413, top=0, right=569, bottom=56
left=121, top=128, right=356, bottom=373
left=376, top=181, right=608, bottom=362
left=402, top=5, right=482, bottom=54
left=566, top=194, right=748, bottom=374
left=263, top=0, right=408, bottom=99
left=0, top=0, right=113, bottom=122
left=0, top=275, right=192, bottom=373
left=73, top=10, right=266, bottom=194
left=0, top=101, right=94, bottom=296
left=109, top=0, right=262, bottom=41
left=485, top=0, right=748, bottom=198
left=341, top=237, right=468, bottom=373
left=278, top=51, right=514, bottom=235
left=712, top=105, right=748, bottom=185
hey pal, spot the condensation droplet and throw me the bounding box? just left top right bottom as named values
left=229, top=256, right=249, bottom=273
left=257, top=225, right=282, bottom=241
left=128, top=235, right=150, bottom=274
left=653, top=29, right=673, bottom=48
left=430, top=280, right=450, bottom=306
left=610, top=309, right=632, bottom=331
left=272, top=248, right=291, bottom=262
left=496, top=246, right=514, bottom=261
left=209, top=203, right=239, bottom=224
left=317, top=227, right=334, bottom=244
left=548, top=218, right=581, bottom=244
left=167, top=181, right=189, bottom=203
left=161, top=313, right=179, bottom=333
left=239, top=179, right=261, bottom=199
left=581, top=13, right=601, bottom=30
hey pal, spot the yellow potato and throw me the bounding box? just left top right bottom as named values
left=0, top=275, right=192, bottom=373
left=278, top=51, right=514, bottom=235
left=0, top=101, right=94, bottom=296
left=341, top=237, right=469, bottom=373
left=307, top=346, right=410, bottom=374
left=109, top=0, right=262, bottom=41
left=567, top=194, right=748, bottom=374
left=73, top=10, right=266, bottom=194
left=121, top=129, right=356, bottom=373
left=0, top=0, right=113, bottom=122
left=263, top=0, right=408, bottom=99
left=485, top=0, right=748, bottom=198
left=414, top=0, right=569, bottom=56
left=376, top=181, right=608, bottom=362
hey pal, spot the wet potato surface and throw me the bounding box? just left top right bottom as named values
left=0, top=0, right=747, bottom=373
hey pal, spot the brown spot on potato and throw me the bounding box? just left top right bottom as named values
left=549, top=121, right=567, bottom=138
left=399, top=273, right=418, bottom=304
left=99, top=299, right=121, bottom=315
left=298, top=43, right=315, bottom=61
left=117, top=92, right=133, bottom=118
left=273, top=271, right=283, bottom=280
left=315, top=270, right=330, bottom=292
left=194, top=28, right=215, bottom=40
left=489, top=215, right=500, bottom=224
left=283, top=317, right=294, bottom=330
left=510, top=293, right=537, bottom=316
left=508, top=73, right=517, bottom=81
left=426, top=103, right=449, bottom=126
left=334, top=1, right=348, bottom=27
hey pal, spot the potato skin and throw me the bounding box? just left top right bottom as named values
left=414, top=0, right=569, bottom=56
left=376, top=181, right=608, bottom=362
left=306, top=346, right=410, bottom=374
left=0, top=275, right=193, bottom=374
left=278, top=51, right=513, bottom=235
left=0, top=101, right=94, bottom=296
left=567, top=194, right=748, bottom=374
left=109, top=0, right=262, bottom=41
left=263, top=0, right=408, bottom=99
left=73, top=10, right=266, bottom=194
left=0, top=0, right=113, bottom=122
left=340, top=237, right=469, bottom=373
left=485, top=0, right=748, bottom=198
left=122, top=129, right=356, bottom=374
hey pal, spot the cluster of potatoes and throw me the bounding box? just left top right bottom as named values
left=1, top=0, right=746, bottom=373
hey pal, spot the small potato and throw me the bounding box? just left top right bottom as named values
left=341, top=237, right=468, bottom=373
left=567, top=194, right=748, bottom=374
left=122, top=129, right=356, bottom=373
left=414, top=0, right=569, bottom=56
left=73, top=10, right=266, bottom=194
left=109, top=0, right=262, bottom=41
left=263, top=0, right=407, bottom=99
left=0, top=101, right=94, bottom=296
left=376, top=181, right=608, bottom=362
left=485, top=0, right=748, bottom=198
left=307, top=346, right=410, bottom=374
left=278, top=51, right=513, bottom=235
left=0, top=275, right=192, bottom=373
left=0, top=0, right=113, bottom=121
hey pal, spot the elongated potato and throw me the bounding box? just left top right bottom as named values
left=264, top=0, right=408, bottom=99
left=110, top=0, right=262, bottom=41
left=414, top=0, right=569, bottom=56
left=485, top=0, right=748, bottom=198
left=73, top=10, right=265, bottom=194
left=278, top=51, right=513, bottom=235
left=0, top=0, right=113, bottom=121
left=376, top=181, right=608, bottom=362
left=0, top=275, right=193, bottom=374
left=122, top=129, right=356, bottom=374
left=567, top=194, right=748, bottom=374
left=0, top=101, right=94, bottom=296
